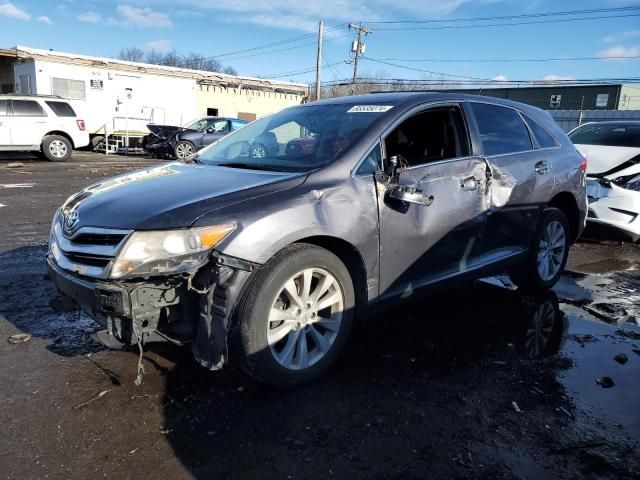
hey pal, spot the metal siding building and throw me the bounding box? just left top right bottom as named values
left=440, top=84, right=623, bottom=110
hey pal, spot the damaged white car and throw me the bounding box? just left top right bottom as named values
left=570, top=121, right=640, bottom=242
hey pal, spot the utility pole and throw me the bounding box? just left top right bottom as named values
left=315, top=20, right=323, bottom=101
left=349, top=23, right=372, bottom=93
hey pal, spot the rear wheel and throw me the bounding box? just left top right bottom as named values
left=510, top=208, right=570, bottom=290
left=235, top=244, right=354, bottom=387
left=42, top=135, right=72, bottom=161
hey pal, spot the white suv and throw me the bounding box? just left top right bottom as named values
left=0, top=95, right=89, bottom=161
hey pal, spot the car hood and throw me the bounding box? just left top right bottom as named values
left=146, top=124, right=196, bottom=139
left=62, top=162, right=306, bottom=230
left=575, top=144, right=640, bottom=176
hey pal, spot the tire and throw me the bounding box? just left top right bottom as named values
left=234, top=243, right=354, bottom=387
left=174, top=140, right=196, bottom=160
left=42, top=135, right=72, bottom=162
left=250, top=143, right=267, bottom=159
left=510, top=208, right=570, bottom=291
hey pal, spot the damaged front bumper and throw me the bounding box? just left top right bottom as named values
left=47, top=252, right=256, bottom=370
left=586, top=178, right=640, bottom=242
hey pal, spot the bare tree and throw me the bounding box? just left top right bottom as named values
left=118, top=47, right=145, bottom=62
left=117, top=47, right=235, bottom=74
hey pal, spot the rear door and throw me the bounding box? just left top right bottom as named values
left=375, top=104, right=492, bottom=298
left=0, top=100, right=10, bottom=145
left=10, top=100, right=48, bottom=146
left=467, top=102, right=555, bottom=254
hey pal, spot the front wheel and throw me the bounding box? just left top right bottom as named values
left=235, top=244, right=354, bottom=387
left=174, top=140, right=196, bottom=159
left=250, top=143, right=267, bottom=159
left=510, top=208, right=570, bottom=290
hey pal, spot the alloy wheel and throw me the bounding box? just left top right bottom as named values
left=251, top=145, right=267, bottom=159
left=175, top=142, right=194, bottom=159
left=49, top=140, right=68, bottom=158
left=536, top=220, right=566, bottom=281
left=267, top=268, right=344, bottom=370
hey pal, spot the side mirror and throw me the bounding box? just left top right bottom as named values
left=387, top=185, right=434, bottom=206
left=206, top=127, right=215, bottom=134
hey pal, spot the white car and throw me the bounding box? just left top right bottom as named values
left=0, top=95, right=89, bottom=161
left=569, top=121, right=640, bottom=242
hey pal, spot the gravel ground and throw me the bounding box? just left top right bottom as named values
left=0, top=152, right=638, bottom=479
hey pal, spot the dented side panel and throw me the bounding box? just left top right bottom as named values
left=376, top=157, right=491, bottom=297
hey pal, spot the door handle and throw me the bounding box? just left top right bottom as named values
left=460, top=176, right=479, bottom=191
left=535, top=161, right=550, bottom=175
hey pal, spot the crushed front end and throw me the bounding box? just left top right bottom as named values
left=47, top=210, right=256, bottom=373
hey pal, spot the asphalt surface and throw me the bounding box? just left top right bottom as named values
left=0, top=152, right=639, bottom=479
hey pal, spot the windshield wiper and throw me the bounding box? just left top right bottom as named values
left=217, top=162, right=285, bottom=172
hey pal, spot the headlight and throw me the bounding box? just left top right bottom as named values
left=49, top=209, right=61, bottom=255
left=110, top=224, right=235, bottom=279
left=622, top=174, right=640, bottom=192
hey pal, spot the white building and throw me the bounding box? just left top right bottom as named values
left=0, top=46, right=308, bottom=138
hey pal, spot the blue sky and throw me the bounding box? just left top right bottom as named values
left=0, top=0, right=639, bottom=85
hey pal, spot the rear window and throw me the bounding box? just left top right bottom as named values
left=522, top=114, right=558, bottom=149
left=471, top=103, right=533, bottom=156
left=569, top=123, right=640, bottom=148
left=46, top=101, right=76, bottom=117
left=12, top=100, right=46, bottom=117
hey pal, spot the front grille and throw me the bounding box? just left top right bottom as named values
left=72, top=233, right=127, bottom=246
left=64, top=252, right=112, bottom=268
left=53, top=225, right=131, bottom=279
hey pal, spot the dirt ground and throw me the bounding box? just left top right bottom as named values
left=0, top=152, right=639, bottom=479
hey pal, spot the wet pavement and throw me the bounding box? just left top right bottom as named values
left=0, top=153, right=639, bottom=479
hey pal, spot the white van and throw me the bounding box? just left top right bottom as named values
left=0, top=95, right=89, bottom=161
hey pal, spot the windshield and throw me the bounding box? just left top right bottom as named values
left=185, top=118, right=213, bottom=131
left=196, top=103, right=389, bottom=172
left=569, top=123, right=640, bottom=148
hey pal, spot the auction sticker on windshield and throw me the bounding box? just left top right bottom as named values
left=347, top=105, right=394, bottom=113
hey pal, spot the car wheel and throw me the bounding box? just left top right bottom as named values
left=174, top=140, right=196, bottom=159
left=42, top=135, right=72, bottom=162
left=235, top=243, right=354, bottom=387
left=250, top=143, right=267, bottom=159
left=510, top=208, right=570, bottom=290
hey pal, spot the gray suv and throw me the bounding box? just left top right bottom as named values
left=47, top=93, right=587, bottom=386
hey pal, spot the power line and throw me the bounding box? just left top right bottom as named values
left=266, top=61, right=346, bottom=79
left=372, top=13, right=640, bottom=31
left=363, top=5, right=640, bottom=24
left=321, top=77, right=640, bottom=87
left=362, top=57, right=492, bottom=81
left=370, top=55, right=640, bottom=63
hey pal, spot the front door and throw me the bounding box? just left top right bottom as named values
left=375, top=104, right=491, bottom=298
left=202, top=119, right=230, bottom=147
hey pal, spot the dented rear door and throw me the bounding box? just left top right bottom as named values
left=376, top=156, right=491, bottom=298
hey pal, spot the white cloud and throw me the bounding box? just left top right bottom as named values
left=37, top=15, right=52, bottom=24
left=0, top=2, right=30, bottom=20
left=538, top=75, right=576, bottom=82
left=108, top=4, right=172, bottom=28
left=492, top=75, right=508, bottom=82
left=77, top=11, right=101, bottom=23
left=144, top=39, right=171, bottom=51
left=603, top=30, right=640, bottom=43
left=597, top=45, right=640, bottom=60
left=167, top=0, right=502, bottom=31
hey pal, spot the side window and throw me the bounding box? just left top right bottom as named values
left=12, top=100, right=46, bottom=117
left=45, top=101, right=76, bottom=117
left=210, top=119, right=229, bottom=133
left=521, top=114, right=558, bottom=149
left=471, top=103, right=533, bottom=156
left=355, top=143, right=382, bottom=175
left=0, top=100, right=7, bottom=116
left=384, top=106, right=470, bottom=168
left=231, top=120, right=247, bottom=131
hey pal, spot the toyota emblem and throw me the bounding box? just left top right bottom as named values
left=64, top=210, right=80, bottom=233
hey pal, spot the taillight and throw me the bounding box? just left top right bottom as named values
left=76, top=120, right=85, bottom=131
left=579, top=153, right=587, bottom=172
